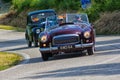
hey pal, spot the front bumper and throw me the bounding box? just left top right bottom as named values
left=39, top=43, right=94, bottom=53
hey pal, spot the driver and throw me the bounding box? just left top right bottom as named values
left=73, top=15, right=83, bottom=23
left=31, top=15, right=39, bottom=22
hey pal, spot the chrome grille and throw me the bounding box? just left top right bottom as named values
left=53, top=34, right=79, bottom=45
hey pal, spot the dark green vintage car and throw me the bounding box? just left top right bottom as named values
left=25, top=9, right=56, bottom=47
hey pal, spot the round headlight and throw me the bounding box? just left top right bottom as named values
left=41, top=35, right=47, bottom=42
left=84, top=31, right=90, bottom=38
left=36, top=29, right=40, bottom=34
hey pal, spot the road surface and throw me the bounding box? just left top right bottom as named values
left=0, top=29, right=120, bottom=80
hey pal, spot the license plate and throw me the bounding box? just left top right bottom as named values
left=59, top=45, right=73, bottom=50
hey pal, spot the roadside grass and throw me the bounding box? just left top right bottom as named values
left=0, top=52, right=23, bottom=71
left=0, top=25, right=25, bottom=32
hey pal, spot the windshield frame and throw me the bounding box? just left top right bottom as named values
left=66, top=13, right=89, bottom=23
left=43, top=15, right=59, bottom=31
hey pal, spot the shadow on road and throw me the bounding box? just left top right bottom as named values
left=25, top=52, right=87, bottom=64
left=3, top=46, right=30, bottom=51
left=0, top=38, right=26, bottom=48
left=51, top=52, right=86, bottom=60
left=21, top=62, right=120, bottom=79
left=0, top=38, right=37, bottom=51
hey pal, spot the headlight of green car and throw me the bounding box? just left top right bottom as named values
left=36, top=29, right=40, bottom=34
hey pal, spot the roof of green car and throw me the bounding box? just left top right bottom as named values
left=28, top=9, right=56, bottom=16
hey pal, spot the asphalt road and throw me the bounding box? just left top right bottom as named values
left=0, top=29, right=120, bottom=80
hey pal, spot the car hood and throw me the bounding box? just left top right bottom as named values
left=48, top=24, right=91, bottom=37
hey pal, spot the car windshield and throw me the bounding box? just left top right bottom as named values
left=44, top=14, right=90, bottom=31
left=31, top=12, right=55, bottom=23
left=44, top=15, right=59, bottom=31
left=66, top=13, right=89, bottom=23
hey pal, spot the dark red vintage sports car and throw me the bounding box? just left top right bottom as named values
left=38, top=13, right=95, bottom=61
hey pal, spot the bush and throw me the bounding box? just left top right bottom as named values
left=2, top=0, right=12, bottom=3
left=12, top=0, right=81, bottom=12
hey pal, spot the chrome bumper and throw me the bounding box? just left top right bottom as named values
left=39, top=43, right=94, bottom=53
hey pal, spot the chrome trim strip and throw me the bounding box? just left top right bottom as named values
left=40, top=43, right=94, bottom=52
left=75, top=43, right=94, bottom=48
left=52, top=47, right=58, bottom=50
left=75, top=44, right=82, bottom=48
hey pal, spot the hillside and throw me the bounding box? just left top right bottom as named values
left=0, top=0, right=11, bottom=14
left=0, top=0, right=120, bottom=34
left=94, top=11, right=120, bottom=34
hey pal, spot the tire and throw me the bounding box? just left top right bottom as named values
left=41, top=53, right=49, bottom=61
left=26, top=34, right=32, bottom=47
left=33, top=37, right=38, bottom=47
left=27, top=39, right=32, bottom=47
left=87, top=47, right=94, bottom=55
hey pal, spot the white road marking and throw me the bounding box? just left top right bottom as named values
left=95, top=49, right=120, bottom=54
left=96, top=42, right=120, bottom=47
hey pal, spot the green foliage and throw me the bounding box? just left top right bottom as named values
left=12, top=0, right=31, bottom=12
left=81, top=0, right=120, bottom=22
left=94, top=0, right=120, bottom=11
left=2, top=0, right=12, bottom=3
left=12, top=0, right=81, bottom=12
left=11, top=0, right=120, bottom=22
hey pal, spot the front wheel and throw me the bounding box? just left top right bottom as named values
left=26, top=39, right=32, bottom=47
left=26, top=34, right=32, bottom=47
left=87, top=47, right=94, bottom=55
left=33, top=37, right=38, bottom=47
left=41, top=53, right=49, bottom=61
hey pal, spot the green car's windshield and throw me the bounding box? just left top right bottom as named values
left=44, top=15, right=59, bottom=31
left=31, top=12, right=55, bottom=23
